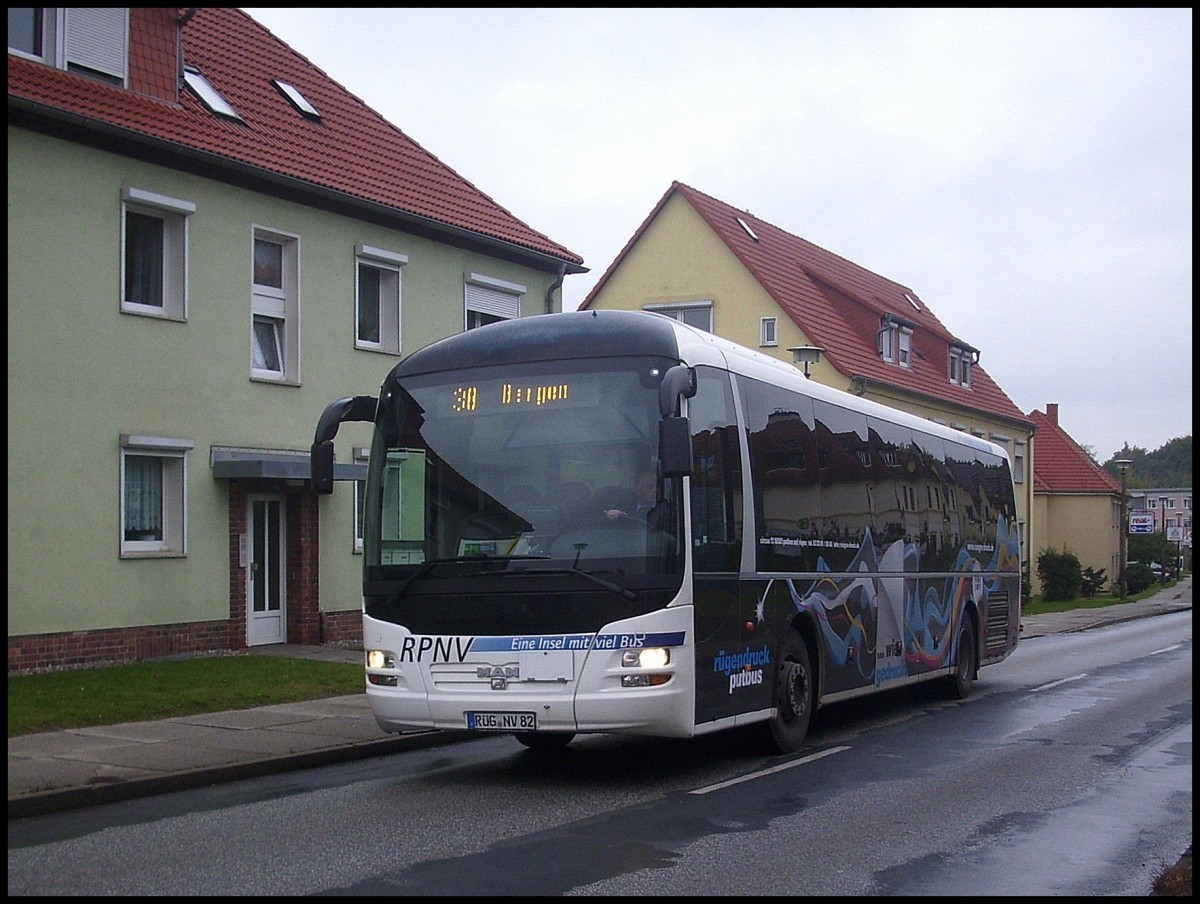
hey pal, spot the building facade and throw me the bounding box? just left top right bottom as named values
left=8, top=8, right=584, bottom=672
left=1026, top=404, right=1124, bottom=594
left=580, top=182, right=1036, bottom=576
left=1129, top=488, right=1193, bottom=553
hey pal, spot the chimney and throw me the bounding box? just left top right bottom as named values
left=1046, top=403, right=1058, bottom=425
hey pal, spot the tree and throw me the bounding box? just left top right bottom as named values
left=1103, top=436, right=1192, bottom=488
left=1080, top=566, right=1107, bottom=598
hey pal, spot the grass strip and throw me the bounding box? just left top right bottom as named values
left=8, top=655, right=363, bottom=736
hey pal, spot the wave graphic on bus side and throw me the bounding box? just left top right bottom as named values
left=781, top=513, right=1020, bottom=686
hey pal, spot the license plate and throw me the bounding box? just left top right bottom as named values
left=466, top=711, right=537, bottom=731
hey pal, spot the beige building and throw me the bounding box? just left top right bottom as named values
left=1026, top=404, right=1123, bottom=594
left=581, top=181, right=1037, bottom=578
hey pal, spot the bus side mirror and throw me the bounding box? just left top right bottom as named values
left=659, top=365, right=697, bottom=418
left=311, top=442, right=335, bottom=495
left=310, top=395, right=377, bottom=496
left=659, top=416, right=692, bottom=478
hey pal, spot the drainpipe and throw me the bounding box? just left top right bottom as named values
left=545, top=263, right=566, bottom=314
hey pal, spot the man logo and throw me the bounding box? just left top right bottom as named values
left=477, top=664, right=519, bottom=690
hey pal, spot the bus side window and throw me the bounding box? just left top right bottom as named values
left=689, top=368, right=742, bottom=573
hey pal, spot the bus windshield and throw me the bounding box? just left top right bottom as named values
left=363, top=356, right=685, bottom=590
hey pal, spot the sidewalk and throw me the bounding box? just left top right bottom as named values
left=9, top=578, right=1191, bottom=819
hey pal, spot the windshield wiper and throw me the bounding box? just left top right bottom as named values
left=391, top=555, right=545, bottom=597
left=394, top=556, right=638, bottom=602
left=505, top=565, right=640, bottom=602
left=390, top=557, right=453, bottom=599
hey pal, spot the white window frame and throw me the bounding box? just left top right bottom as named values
left=1013, top=440, right=1026, bottom=484
left=465, top=273, right=524, bottom=330
left=760, top=316, right=778, bottom=347
left=121, top=186, right=193, bottom=320
left=355, top=245, right=406, bottom=354
left=7, top=7, right=57, bottom=62
left=9, top=8, right=127, bottom=85
left=880, top=322, right=913, bottom=368
left=643, top=301, right=714, bottom=333
left=251, top=227, right=300, bottom=384
left=949, top=346, right=973, bottom=387
left=119, top=434, right=193, bottom=557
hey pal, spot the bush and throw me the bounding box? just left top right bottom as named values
left=1123, top=562, right=1154, bottom=595
left=1080, top=566, right=1107, bottom=598
left=1037, top=547, right=1082, bottom=601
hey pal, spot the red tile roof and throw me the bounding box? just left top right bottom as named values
left=583, top=181, right=1031, bottom=427
left=1028, top=406, right=1122, bottom=494
left=7, top=8, right=582, bottom=270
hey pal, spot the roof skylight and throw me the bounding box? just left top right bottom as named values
left=273, top=80, right=321, bottom=120
left=183, top=66, right=242, bottom=121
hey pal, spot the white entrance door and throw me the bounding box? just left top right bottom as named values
left=247, top=495, right=286, bottom=646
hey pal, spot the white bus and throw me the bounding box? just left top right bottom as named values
left=313, top=309, right=1021, bottom=753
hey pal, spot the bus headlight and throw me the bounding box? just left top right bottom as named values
left=622, top=647, right=670, bottom=669
left=620, top=647, right=672, bottom=684
left=366, top=649, right=395, bottom=670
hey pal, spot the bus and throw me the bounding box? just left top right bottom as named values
left=312, top=309, right=1021, bottom=753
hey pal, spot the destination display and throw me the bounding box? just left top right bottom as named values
left=440, top=374, right=601, bottom=417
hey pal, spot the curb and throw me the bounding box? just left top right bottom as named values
left=8, top=730, right=476, bottom=820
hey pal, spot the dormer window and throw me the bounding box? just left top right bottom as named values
left=878, top=319, right=912, bottom=368
left=949, top=345, right=974, bottom=387
left=8, top=7, right=49, bottom=59
left=8, top=7, right=127, bottom=86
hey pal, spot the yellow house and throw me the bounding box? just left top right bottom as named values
left=581, top=181, right=1036, bottom=577
left=1027, top=404, right=1124, bottom=594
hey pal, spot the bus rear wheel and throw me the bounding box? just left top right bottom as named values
left=944, top=614, right=976, bottom=700
left=764, top=629, right=814, bottom=754
left=514, top=731, right=575, bottom=751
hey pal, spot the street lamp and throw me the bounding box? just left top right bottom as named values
left=1175, top=512, right=1186, bottom=578
left=788, top=346, right=824, bottom=378
left=1159, top=495, right=1170, bottom=583
left=1114, top=459, right=1131, bottom=599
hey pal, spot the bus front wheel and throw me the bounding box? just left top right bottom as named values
left=765, top=629, right=814, bottom=754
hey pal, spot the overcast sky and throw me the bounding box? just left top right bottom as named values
left=242, top=8, right=1191, bottom=462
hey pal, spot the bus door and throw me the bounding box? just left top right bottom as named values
left=688, top=365, right=760, bottom=723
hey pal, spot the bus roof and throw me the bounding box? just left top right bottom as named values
left=384, top=309, right=1009, bottom=462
